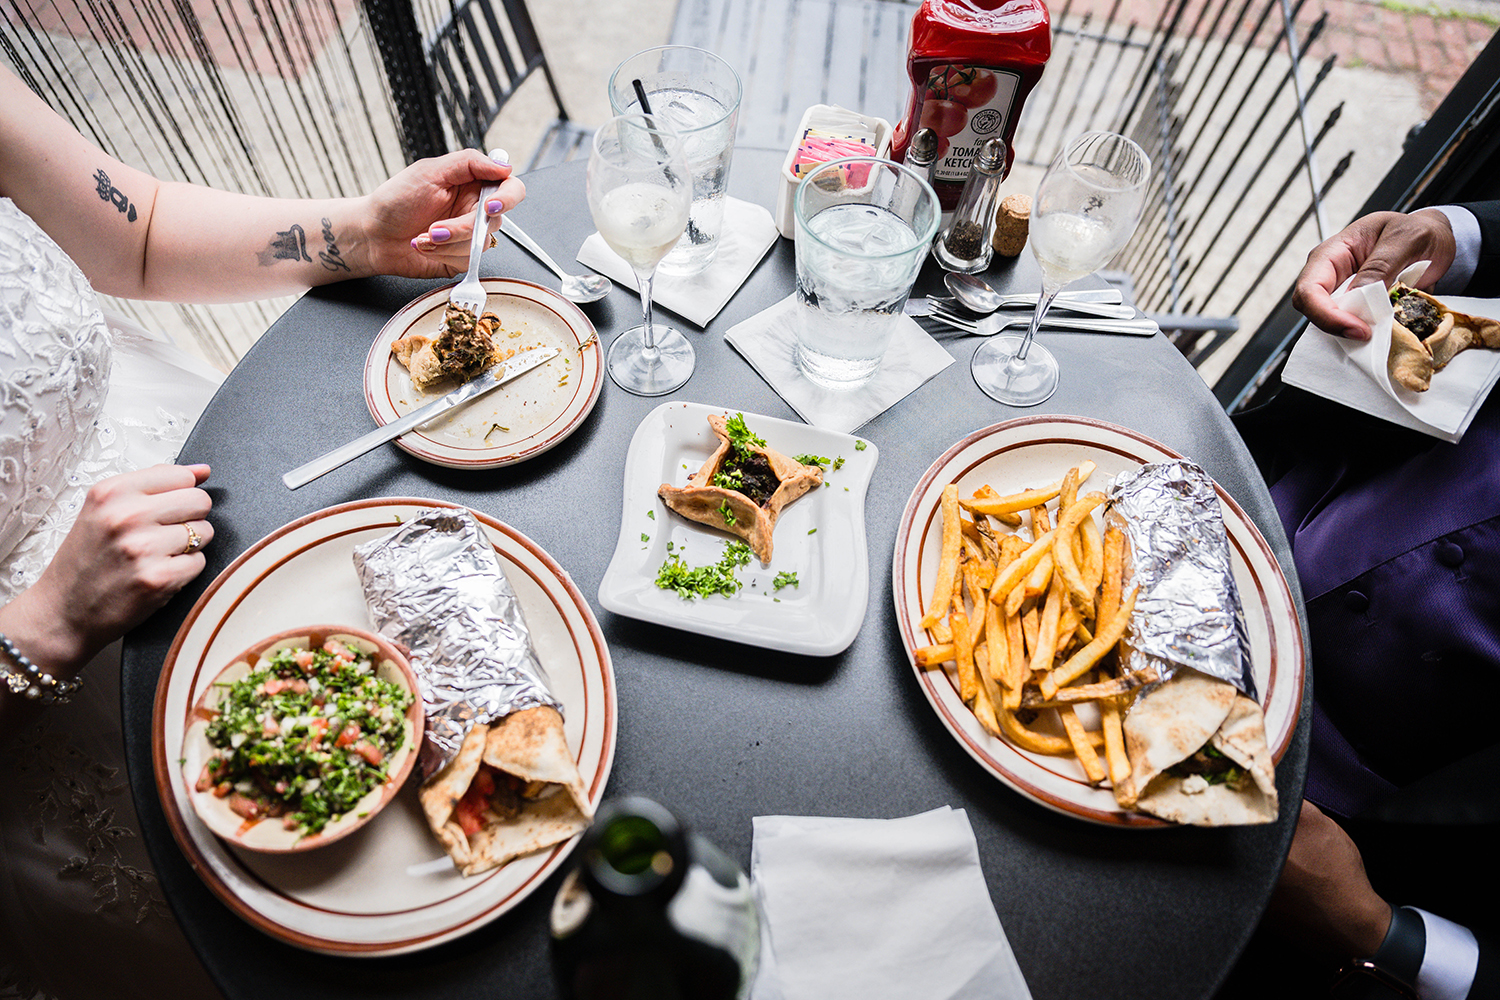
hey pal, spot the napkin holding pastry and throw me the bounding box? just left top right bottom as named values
left=750, top=807, right=1032, bottom=1000
left=1282, top=261, right=1500, bottom=442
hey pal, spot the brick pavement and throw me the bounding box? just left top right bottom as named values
left=1050, top=0, right=1496, bottom=114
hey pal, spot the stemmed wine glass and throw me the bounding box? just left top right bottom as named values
left=971, top=131, right=1151, bottom=406
left=587, top=114, right=695, bottom=396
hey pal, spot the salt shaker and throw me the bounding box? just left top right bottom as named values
left=932, top=136, right=1007, bottom=273
left=906, top=127, right=939, bottom=188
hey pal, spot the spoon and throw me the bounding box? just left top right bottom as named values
left=498, top=215, right=611, bottom=303
left=944, top=272, right=1136, bottom=320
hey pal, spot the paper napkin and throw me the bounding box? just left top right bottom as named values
left=1282, top=262, right=1500, bottom=442
left=749, top=807, right=1032, bottom=1000
left=577, top=197, right=780, bottom=328
left=723, top=294, right=954, bottom=433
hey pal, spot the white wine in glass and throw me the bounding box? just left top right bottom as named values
left=587, top=114, right=694, bottom=396
left=971, top=132, right=1150, bottom=407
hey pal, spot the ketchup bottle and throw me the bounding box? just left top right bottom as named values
left=892, top=0, right=1051, bottom=210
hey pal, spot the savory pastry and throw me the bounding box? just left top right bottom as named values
left=1117, top=669, right=1278, bottom=826
left=392, top=304, right=510, bottom=389
left=658, top=413, right=823, bottom=563
left=1388, top=283, right=1500, bottom=391
left=419, top=705, right=592, bottom=877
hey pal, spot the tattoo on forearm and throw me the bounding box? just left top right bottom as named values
left=258, top=224, right=312, bottom=267
left=93, top=168, right=137, bottom=222
left=318, top=217, right=350, bottom=272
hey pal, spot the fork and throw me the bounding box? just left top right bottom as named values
left=927, top=305, right=1159, bottom=337
left=447, top=148, right=508, bottom=315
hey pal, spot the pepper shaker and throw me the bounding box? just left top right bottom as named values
left=932, top=136, right=1007, bottom=273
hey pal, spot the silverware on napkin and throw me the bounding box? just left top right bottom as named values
left=282, top=345, right=561, bottom=489
left=926, top=305, right=1157, bottom=337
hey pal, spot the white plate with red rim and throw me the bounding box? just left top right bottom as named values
left=892, top=415, right=1305, bottom=827
left=152, top=498, right=616, bottom=955
left=363, top=277, right=603, bottom=469
left=599, top=401, right=878, bottom=656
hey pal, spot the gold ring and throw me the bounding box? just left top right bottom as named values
left=181, top=522, right=202, bottom=555
left=487, top=233, right=497, bottom=250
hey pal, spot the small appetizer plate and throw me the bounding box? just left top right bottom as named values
left=599, top=402, right=879, bottom=656
left=181, top=625, right=424, bottom=853
left=364, top=277, right=603, bottom=469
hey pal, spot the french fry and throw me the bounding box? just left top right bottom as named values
left=1052, top=492, right=1106, bottom=611
left=1042, top=586, right=1139, bottom=698
left=970, top=485, right=1022, bottom=527
left=987, top=528, right=1057, bottom=609
left=1020, top=605, right=1039, bottom=659
left=971, top=664, right=1002, bottom=738
left=998, top=705, right=1106, bottom=755
left=958, top=460, right=1096, bottom=518
left=1080, top=516, right=1104, bottom=603
left=1098, top=523, right=1126, bottom=628
left=930, top=619, right=953, bottom=644
left=921, top=485, right=962, bottom=629
left=914, top=643, right=955, bottom=668
left=952, top=603, right=976, bottom=703
left=1028, top=574, right=1065, bottom=678
left=1024, top=505, right=1054, bottom=599
left=1101, top=698, right=1132, bottom=789
left=1003, top=608, right=1025, bottom=708
left=1020, top=670, right=1153, bottom=707
left=1060, top=705, right=1107, bottom=783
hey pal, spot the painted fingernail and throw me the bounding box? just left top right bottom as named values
left=486, top=199, right=503, bottom=215
left=488, top=147, right=509, bottom=165
left=410, top=237, right=423, bottom=251
left=430, top=226, right=451, bottom=243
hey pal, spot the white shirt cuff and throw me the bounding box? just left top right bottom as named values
left=1413, top=907, right=1479, bottom=1000
left=1430, top=205, right=1480, bottom=294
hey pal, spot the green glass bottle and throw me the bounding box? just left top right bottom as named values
left=550, top=797, right=760, bottom=1000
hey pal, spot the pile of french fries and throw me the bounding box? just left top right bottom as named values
left=913, top=461, right=1153, bottom=801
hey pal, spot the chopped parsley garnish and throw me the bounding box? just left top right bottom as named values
left=199, top=642, right=413, bottom=836
left=641, top=532, right=650, bottom=543
left=724, top=412, right=766, bottom=460
left=854, top=440, right=867, bottom=451
left=713, top=466, right=745, bottom=490
left=807, top=528, right=817, bottom=535
left=647, top=510, right=655, bottom=520
left=655, top=540, right=754, bottom=599
left=773, top=571, right=799, bottom=591
left=795, top=454, right=831, bottom=469
left=832, top=456, right=846, bottom=471
left=719, top=501, right=737, bottom=526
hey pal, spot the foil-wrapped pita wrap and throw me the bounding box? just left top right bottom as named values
left=353, top=507, right=592, bottom=875
left=1107, top=462, right=1278, bottom=826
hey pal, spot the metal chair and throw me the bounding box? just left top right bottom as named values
left=366, top=0, right=589, bottom=168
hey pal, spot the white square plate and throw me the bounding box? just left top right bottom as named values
left=599, top=402, right=878, bottom=655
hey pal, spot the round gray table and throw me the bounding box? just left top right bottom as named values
left=122, top=149, right=1310, bottom=1000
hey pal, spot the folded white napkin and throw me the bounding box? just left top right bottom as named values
left=724, top=294, right=954, bottom=433
left=750, top=807, right=1032, bottom=1000
left=577, top=197, right=780, bottom=328
left=1282, top=262, right=1500, bottom=442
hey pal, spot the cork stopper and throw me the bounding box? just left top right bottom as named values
left=992, top=192, right=1031, bottom=257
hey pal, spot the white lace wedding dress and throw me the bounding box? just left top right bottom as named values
left=0, top=198, right=226, bottom=1000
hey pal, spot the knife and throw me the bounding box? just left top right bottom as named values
left=282, top=345, right=562, bottom=490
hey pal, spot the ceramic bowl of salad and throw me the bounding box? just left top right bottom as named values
left=179, top=625, right=425, bottom=853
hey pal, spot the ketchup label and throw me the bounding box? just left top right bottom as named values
left=918, top=64, right=1020, bottom=183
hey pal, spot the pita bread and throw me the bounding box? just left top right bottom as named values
left=419, top=706, right=593, bottom=876
left=1120, top=670, right=1278, bottom=826
left=658, top=413, right=822, bottom=563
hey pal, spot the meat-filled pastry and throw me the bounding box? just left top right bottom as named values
left=658, top=413, right=823, bottom=563
left=392, top=304, right=511, bottom=389
left=1389, top=283, right=1500, bottom=390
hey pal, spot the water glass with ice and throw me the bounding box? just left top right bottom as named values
left=608, top=46, right=741, bottom=278
left=792, top=157, right=941, bottom=390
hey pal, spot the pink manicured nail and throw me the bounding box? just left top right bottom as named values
left=430, top=226, right=451, bottom=242
left=410, top=237, right=423, bottom=250
left=486, top=199, right=503, bottom=215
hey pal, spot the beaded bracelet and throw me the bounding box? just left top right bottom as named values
left=0, top=632, right=83, bottom=704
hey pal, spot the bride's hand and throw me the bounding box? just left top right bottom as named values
left=361, top=149, right=525, bottom=280
left=13, top=464, right=214, bottom=674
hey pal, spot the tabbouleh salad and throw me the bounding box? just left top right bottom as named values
left=196, top=639, right=414, bottom=835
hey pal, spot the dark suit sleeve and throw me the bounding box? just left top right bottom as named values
left=1469, top=929, right=1497, bottom=1000
left=1454, top=200, right=1500, bottom=294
